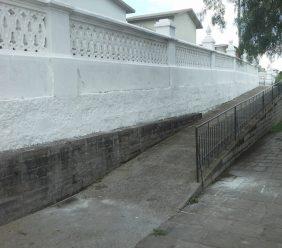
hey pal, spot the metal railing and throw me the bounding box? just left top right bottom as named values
left=195, top=84, right=281, bottom=183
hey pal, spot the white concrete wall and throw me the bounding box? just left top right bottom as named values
left=56, top=0, right=127, bottom=21
left=0, top=53, right=258, bottom=152
left=0, top=0, right=259, bottom=152
left=0, top=55, right=53, bottom=99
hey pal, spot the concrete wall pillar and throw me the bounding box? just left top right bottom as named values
left=154, top=19, right=176, bottom=38
left=227, top=41, right=236, bottom=57
left=202, top=26, right=215, bottom=50
left=46, top=5, right=72, bottom=56
left=167, top=41, right=176, bottom=66
left=45, top=5, right=78, bottom=97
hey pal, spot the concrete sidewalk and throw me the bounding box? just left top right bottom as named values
left=0, top=87, right=265, bottom=248
left=136, top=126, right=282, bottom=248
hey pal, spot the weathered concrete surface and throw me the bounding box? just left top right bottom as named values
left=0, top=113, right=201, bottom=226
left=0, top=124, right=200, bottom=248
left=136, top=131, right=282, bottom=248
left=0, top=87, right=266, bottom=248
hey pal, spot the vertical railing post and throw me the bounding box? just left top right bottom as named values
left=234, top=106, right=237, bottom=140
left=262, top=90, right=265, bottom=110
left=195, top=127, right=200, bottom=183
left=207, top=122, right=210, bottom=165
left=272, top=86, right=274, bottom=104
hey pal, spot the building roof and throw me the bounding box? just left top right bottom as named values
left=127, top=9, right=203, bottom=29
left=113, top=0, right=135, bottom=14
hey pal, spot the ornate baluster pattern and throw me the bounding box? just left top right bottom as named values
left=0, top=2, right=47, bottom=52
left=215, top=53, right=234, bottom=69
left=176, top=45, right=211, bottom=68
left=70, top=20, right=168, bottom=65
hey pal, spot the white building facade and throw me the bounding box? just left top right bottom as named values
left=56, top=0, right=134, bottom=21
left=127, top=9, right=203, bottom=44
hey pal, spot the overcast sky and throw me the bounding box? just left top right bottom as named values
left=126, top=0, right=281, bottom=70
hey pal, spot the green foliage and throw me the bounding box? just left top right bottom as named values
left=202, top=0, right=282, bottom=59
left=188, top=197, right=199, bottom=205
left=201, top=0, right=227, bottom=29
left=238, top=0, right=282, bottom=59
left=152, top=229, right=168, bottom=236
left=271, top=122, right=282, bottom=133
left=275, top=72, right=282, bottom=84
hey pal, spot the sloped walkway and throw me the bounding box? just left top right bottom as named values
left=0, top=87, right=265, bottom=248
left=136, top=129, right=282, bottom=248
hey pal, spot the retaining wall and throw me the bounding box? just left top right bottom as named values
left=0, top=113, right=201, bottom=226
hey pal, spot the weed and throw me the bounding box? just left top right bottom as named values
left=152, top=228, right=168, bottom=236
left=188, top=197, right=199, bottom=205
left=271, top=122, right=282, bottom=133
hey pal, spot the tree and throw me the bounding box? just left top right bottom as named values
left=275, top=71, right=282, bottom=84
left=202, top=0, right=282, bottom=60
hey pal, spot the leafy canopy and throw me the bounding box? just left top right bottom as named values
left=202, top=0, right=282, bottom=60
left=275, top=71, right=282, bottom=83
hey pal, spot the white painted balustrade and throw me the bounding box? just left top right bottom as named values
left=0, top=1, right=47, bottom=52
left=215, top=53, right=234, bottom=70
left=0, top=0, right=260, bottom=152
left=176, top=42, right=211, bottom=68
left=70, top=19, right=168, bottom=64
left=0, top=0, right=258, bottom=70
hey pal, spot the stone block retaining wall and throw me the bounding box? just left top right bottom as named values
left=0, top=113, right=201, bottom=226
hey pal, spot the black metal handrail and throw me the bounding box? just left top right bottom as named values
left=195, top=84, right=281, bottom=183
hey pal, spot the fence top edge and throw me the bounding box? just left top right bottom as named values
left=196, top=85, right=277, bottom=129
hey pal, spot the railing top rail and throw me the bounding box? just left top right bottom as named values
left=196, top=86, right=274, bottom=129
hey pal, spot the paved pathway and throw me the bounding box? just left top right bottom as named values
left=0, top=87, right=266, bottom=248
left=136, top=130, right=282, bottom=248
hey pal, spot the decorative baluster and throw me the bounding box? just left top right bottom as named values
left=69, top=20, right=167, bottom=65
left=0, top=3, right=47, bottom=52
left=3, top=14, right=9, bottom=49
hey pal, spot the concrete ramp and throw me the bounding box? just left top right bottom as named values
left=0, top=126, right=200, bottom=248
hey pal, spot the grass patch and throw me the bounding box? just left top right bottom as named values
left=271, top=122, right=282, bottom=133
left=188, top=196, right=199, bottom=205
left=152, top=228, right=168, bottom=236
